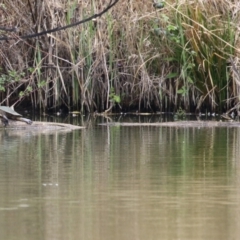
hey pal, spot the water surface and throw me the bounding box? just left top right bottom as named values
left=0, top=121, right=240, bottom=240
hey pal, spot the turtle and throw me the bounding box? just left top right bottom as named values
left=0, top=106, right=32, bottom=127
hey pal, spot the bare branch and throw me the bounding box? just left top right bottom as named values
left=0, top=0, right=119, bottom=41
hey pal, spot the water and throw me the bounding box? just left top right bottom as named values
left=0, top=120, right=240, bottom=240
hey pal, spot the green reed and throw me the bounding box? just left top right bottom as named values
left=163, top=1, right=235, bottom=112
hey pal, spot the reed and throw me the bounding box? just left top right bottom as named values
left=151, top=0, right=238, bottom=112
left=0, top=0, right=239, bottom=113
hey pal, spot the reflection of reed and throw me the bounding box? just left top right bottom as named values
left=2, top=125, right=240, bottom=239
left=231, top=128, right=240, bottom=167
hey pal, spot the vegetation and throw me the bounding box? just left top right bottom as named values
left=0, top=0, right=239, bottom=114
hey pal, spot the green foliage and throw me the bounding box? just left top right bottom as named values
left=0, top=70, right=25, bottom=83
left=109, top=87, right=121, bottom=104
left=37, top=80, right=47, bottom=88
left=174, top=107, right=186, bottom=120
left=0, top=76, right=6, bottom=91
left=19, top=86, right=32, bottom=98
left=0, top=70, right=25, bottom=92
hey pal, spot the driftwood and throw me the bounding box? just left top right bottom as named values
left=99, top=121, right=240, bottom=128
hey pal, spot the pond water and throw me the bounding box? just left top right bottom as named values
left=0, top=116, right=240, bottom=240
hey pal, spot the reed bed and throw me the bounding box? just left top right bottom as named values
left=0, top=0, right=240, bottom=114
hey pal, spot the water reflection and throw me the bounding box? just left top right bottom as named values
left=0, top=125, right=240, bottom=240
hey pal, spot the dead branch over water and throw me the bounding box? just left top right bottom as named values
left=0, top=0, right=240, bottom=114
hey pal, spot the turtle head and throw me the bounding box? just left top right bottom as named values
left=26, top=119, right=32, bottom=125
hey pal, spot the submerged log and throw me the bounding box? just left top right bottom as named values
left=0, top=120, right=84, bottom=130
left=99, top=121, right=240, bottom=128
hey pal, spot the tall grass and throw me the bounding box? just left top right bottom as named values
left=0, top=0, right=239, bottom=114
left=163, top=1, right=236, bottom=112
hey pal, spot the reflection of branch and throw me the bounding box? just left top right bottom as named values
left=0, top=0, right=119, bottom=41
